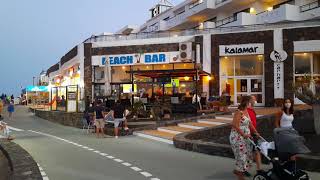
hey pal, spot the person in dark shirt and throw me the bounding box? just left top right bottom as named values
left=93, top=100, right=106, bottom=138
left=111, top=100, right=129, bottom=138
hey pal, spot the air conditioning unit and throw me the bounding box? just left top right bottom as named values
left=179, top=42, right=192, bottom=62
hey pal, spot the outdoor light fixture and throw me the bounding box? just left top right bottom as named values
left=184, top=76, right=190, bottom=81
left=207, top=76, right=212, bottom=81
left=250, top=7, right=256, bottom=14
left=267, top=7, right=273, bottom=11
left=122, top=66, right=126, bottom=70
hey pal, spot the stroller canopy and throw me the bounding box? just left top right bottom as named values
left=274, top=128, right=311, bottom=155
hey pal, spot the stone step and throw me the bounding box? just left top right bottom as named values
left=133, top=130, right=174, bottom=144
left=214, top=116, right=233, bottom=121
left=197, top=119, right=227, bottom=126
left=178, top=122, right=215, bottom=129
left=157, top=126, right=194, bottom=135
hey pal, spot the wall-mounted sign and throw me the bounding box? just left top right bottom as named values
left=95, top=52, right=180, bottom=67
left=219, top=43, right=264, bottom=56
left=26, top=86, right=49, bottom=92
left=274, top=62, right=284, bottom=98
left=270, top=50, right=288, bottom=62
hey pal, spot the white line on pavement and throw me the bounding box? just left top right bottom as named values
left=29, top=130, right=160, bottom=180
left=122, top=162, right=132, bottom=167
left=131, top=167, right=142, bottom=172
left=37, top=163, right=50, bottom=180
left=114, top=159, right=123, bottom=163
left=140, top=172, right=153, bottom=177
left=7, top=126, right=24, bottom=132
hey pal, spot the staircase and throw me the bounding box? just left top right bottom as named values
left=133, top=115, right=233, bottom=144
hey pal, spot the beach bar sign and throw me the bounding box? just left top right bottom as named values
left=101, top=52, right=180, bottom=66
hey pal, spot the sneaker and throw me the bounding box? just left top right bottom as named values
left=115, top=136, right=119, bottom=139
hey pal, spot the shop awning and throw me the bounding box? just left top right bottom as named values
left=126, top=69, right=210, bottom=78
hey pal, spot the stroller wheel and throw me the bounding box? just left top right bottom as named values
left=253, top=173, right=269, bottom=180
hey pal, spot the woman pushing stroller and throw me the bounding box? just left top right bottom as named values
left=230, top=96, right=261, bottom=180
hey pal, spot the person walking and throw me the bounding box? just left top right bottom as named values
left=7, top=100, right=15, bottom=120
left=111, top=100, right=129, bottom=139
left=230, top=96, right=260, bottom=180
left=247, top=96, right=262, bottom=175
left=0, top=100, right=4, bottom=120
left=93, top=100, right=106, bottom=138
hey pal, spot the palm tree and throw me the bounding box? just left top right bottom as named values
left=295, top=76, right=320, bottom=135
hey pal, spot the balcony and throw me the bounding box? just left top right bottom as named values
left=216, top=12, right=256, bottom=28
left=300, top=1, right=320, bottom=20
left=256, top=4, right=300, bottom=24
left=215, top=0, right=231, bottom=7
left=165, top=0, right=213, bottom=30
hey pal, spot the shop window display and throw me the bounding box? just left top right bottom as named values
left=111, top=66, right=131, bottom=83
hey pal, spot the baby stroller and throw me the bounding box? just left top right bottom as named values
left=250, top=128, right=311, bottom=180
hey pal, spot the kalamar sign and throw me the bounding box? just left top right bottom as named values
left=219, top=44, right=264, bottom=56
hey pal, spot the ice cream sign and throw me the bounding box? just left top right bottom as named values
left=101, top=52, right=180, bottom=66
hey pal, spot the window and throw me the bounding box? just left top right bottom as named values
left=313, top=53, right=320, bottom=74
left=234, top=55, right=264, bottom=76
left=273, top=0, right=295, bottom=9
left=111, top=66, right=131, bottom=83
left=294, top=52, right=320, bottom=94
left=294, top=53, right=312, bottom=74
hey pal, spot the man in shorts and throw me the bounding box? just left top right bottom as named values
left=247, top=96, right=262, bottom=175
left=93, top=100, right=106, bottom=138
left=111, top=100, right=129, bottom=138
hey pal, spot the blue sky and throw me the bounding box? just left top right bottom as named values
left=0, top=0, right=182, bottom=96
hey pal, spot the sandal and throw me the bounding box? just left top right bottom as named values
left=233, top=170, right=245, bottom=180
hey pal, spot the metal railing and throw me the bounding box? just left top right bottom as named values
left=84, top=20, right=320, bottom=43
left=300, top=1, right=319, bottom=12
left=215, top=15, right=237, bottom=27
left=215, top=0, right=229, bottom=6
left=189, top=0, right=204, bottom=9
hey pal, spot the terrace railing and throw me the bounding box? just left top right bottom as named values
left=300, top=1, right=320, bottom=12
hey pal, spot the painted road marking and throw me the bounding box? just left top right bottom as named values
left=37, top=163, right=49, bottom=180
left=29, top=130, right=160, bottom=180
left=7, top=126, right=24, bottom=132
left=141, top=172, right=153, bottom=177
left=114, top=159, right=123, bottom=163
left=107, top=155, right=115, bottom=159
left=131, top=167, right=142, bottom=172
left=122, top=162, right=132, bottom=166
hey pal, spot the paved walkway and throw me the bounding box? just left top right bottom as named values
left=1, top=106, right=319, bottom=180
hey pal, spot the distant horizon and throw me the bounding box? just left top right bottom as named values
left=0, top=0, right=183, bottom=96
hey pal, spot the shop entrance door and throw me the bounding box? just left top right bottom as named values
left=235, top=78, right=264, bottom=106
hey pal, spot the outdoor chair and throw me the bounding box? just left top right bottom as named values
left=81, top=118, right=94, bottom=134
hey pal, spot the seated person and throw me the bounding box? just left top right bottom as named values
left=111, top=101, right=129, bottom=138
left=0, top=121, right=14, bottom=141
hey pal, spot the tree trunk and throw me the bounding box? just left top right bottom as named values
left=313, top=104, right=320, bottom=135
